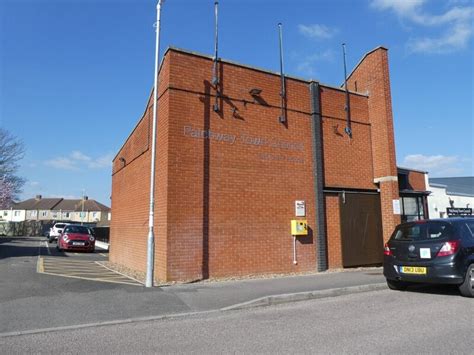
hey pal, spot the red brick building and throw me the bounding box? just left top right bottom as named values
left=110, top=46, right=427, bottom=282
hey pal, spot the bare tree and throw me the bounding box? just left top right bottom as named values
left=0, top=128, right=25, bottom=207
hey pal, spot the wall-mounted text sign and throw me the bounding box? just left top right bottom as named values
left=447, top=207, right=472, bottom=217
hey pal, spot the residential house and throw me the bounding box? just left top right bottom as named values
left=0, top=195, right=111, bottom=226
left=54, top=197, right=110, bottom=226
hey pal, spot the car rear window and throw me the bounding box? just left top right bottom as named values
left=55, top=224, right=66, bottom=229
left=392, top=221, right=454, bottom=241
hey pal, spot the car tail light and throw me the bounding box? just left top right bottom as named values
left=384, top=243, right=392, bottom=256
left=437, top=240, right=460, bottom=257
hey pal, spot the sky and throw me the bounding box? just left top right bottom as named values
left=1, top=0, right=473, bottom=206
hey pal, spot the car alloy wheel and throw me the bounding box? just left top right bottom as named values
left=458, top=264, right=474, bottom=298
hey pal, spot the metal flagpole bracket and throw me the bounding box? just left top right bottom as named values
left=278, top=23, right=287, bottom=124
left=212, top=1, right=220, bottom=113
left=342, top=43, right=352, bottom=138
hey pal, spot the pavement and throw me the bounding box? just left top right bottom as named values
left=3, top=288, right=471, bottom=354
left=0, top=236, right=388, bottom=337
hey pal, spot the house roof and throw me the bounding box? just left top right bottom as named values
left=10, top=197, right=110, bottom=212
left=397, top=166, right=428, bottom=174
left=54, top=199, right=110, bottom=212
left=13, top=198, right=62, bottom=210
left=429, top=177, right=474, bottom=196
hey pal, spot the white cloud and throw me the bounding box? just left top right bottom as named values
left=371, top=0, right=473, bottom=54
left=295, top=49, right=335, bottom=77
left=370, top=0, right=426, bottom=18
left=298, top=24, right=338, bottom=40
left=407, top=21, right=472, bottom=54
left=45, top=151, right=113, bottom=171
left=402, top=154, right=467, bottom=176
left=71, top=150, right=91, bottom=162
left=87, top=153, right=113, bottom=169
left=45, top=157, right=79, bottom=171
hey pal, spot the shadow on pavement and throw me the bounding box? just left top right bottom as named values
left=0, top=236, right=69, bottom=260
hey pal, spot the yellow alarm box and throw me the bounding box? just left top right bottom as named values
left=291, top=220, right=308, bottom=236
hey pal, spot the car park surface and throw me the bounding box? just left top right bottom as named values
left=383, top=217, right=474, bottom=297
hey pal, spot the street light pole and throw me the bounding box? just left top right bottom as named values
left=146, top=0, right=164, bottom=288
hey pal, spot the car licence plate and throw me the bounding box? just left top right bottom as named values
left=400, top=266, right=426, bottom=275
left=72, top=242, right=85, bottom=246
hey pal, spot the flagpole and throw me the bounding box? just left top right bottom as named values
left=146, top=0, right=163, bottom=288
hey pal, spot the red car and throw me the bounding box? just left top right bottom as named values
left=57, top=225, right=95, bottom=253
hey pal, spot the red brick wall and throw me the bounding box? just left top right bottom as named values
left=166, top=51, right=317, bottom=280
left=407, top=171, right=427, bottom=191
left=110, top=47, right=399, bottom=281
left=320, top=87, right=374, bottom=190
left=110, top=55, right=171, bottom=279
left=325, top=194, right=342, bottom=268
left=347, top=48, right=400, bottom=242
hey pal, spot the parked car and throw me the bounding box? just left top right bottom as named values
left=57, top=225, right=95, bottom=253
left=48, top=223, right=70, bottom=243
left=383, top=217, right=474, bottom=297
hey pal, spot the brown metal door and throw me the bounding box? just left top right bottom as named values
left=339, top=193, right=383, bottom=267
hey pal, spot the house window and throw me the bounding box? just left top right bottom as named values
left=398, top=173, right=409, bottom=191
left=31, top=211, right=37, bottom=217
left=14, top=211, right=20, bottom=217
left=3, top=211, right=7, bottom=217
left=400, top=196, right=426, bottom=223
left=92, top=212, right=97, bottom=218
left=41, top=211, right=48, bottom=217
left=64, top=212, right=70, bottom=218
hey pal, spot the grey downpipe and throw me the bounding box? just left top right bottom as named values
left=309, top=81, right=328, bottom=272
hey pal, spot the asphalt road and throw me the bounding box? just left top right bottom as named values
left=2, top=288, right=472, bottom=354
left=0, top=237, right=189, bottom=334
left=1, top=236, right=389, bottom=336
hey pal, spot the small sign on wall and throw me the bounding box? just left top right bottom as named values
left=393, top=199, right=401, bottom=215
left=295, top=200, right=306, bottom=217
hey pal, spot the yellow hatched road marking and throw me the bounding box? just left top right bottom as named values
left=37, top=257, right=142, bottom=286
left=40, top=272, right=142, bottom=286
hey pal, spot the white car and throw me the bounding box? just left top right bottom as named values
left=48, top=223, right=70, bottom=243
